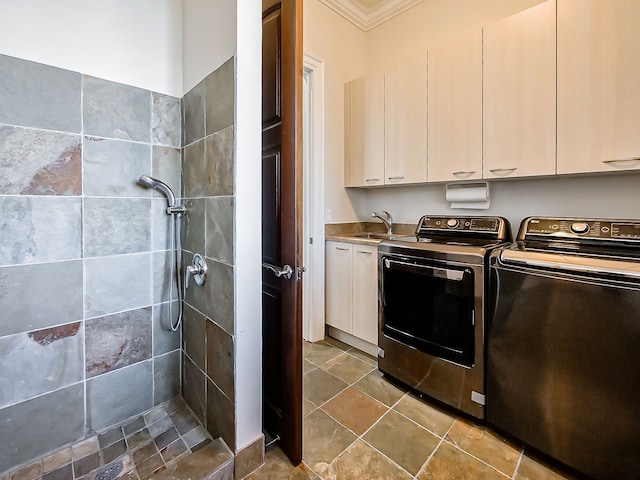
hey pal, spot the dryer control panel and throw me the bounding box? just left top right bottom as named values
left=416, top=216, right=510, bottom=240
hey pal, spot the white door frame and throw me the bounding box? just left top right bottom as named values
left=302, top=53, right=325, bottom=343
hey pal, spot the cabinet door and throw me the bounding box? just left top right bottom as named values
left=557, top=0, right=640, bottom=174
left=325, top=241, right=353, bottom=333
left=483, top=0, right=556, bottom=179
left=428, top=30, right=482, bottom=183
left=347, top=71, right=385, bottom=187
left=352, top=245, right=378, bottom=345
left=385, top=54, right=428, bottom=185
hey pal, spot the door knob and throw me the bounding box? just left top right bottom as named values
left=262, top=262, right=293, bottom=280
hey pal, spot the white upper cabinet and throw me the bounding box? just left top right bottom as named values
left=483, top=0, right=556, bottom=179
left=384, top=54, right=428, bottom=185
left=428, top=30, right=482, bottom=183
left=345, top=71, right=385, bottom=187
left=557, top=0, right=640, bottom=174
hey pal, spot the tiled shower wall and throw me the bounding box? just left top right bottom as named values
left=0, top=54, right=182, bottom=473
left=180, top=57, right=237, bottom=452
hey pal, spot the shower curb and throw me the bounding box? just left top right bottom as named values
left=148, top=438, right=233, bottom=480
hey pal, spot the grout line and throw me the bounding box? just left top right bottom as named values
left=511, top=447, right=525, bottom=480
left=358, top=436, right=416, bottom=478
left=414, top=419, right=457, bottom=478
left=439, top=436, right=513, bottom=479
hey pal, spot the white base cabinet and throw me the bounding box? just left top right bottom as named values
left=325, top=241, right=378, bottom=346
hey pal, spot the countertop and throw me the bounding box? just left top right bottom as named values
left=325, top=222, right=416, bottom=246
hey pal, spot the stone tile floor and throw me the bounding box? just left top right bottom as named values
left=2, top=397, right=212, bottom=480
left=247, top=337, right=577, bottom=480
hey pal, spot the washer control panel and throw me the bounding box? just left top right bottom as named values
left=523, top=218, right=640, bottom=241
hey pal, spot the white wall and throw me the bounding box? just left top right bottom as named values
left=303, top=0, right=368, bottom=223
left=358, top=174, right=640, bottom=233
left=0, top=0, right=183, bottom=97
left=182, top=0, right=237, bottom=93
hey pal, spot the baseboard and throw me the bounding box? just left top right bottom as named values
left=327, top=326, right=378, bottom=357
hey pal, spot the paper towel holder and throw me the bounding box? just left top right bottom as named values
left=445, top=182, right=490, bottom=209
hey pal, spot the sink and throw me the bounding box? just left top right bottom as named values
left=354, top=233, right=404, bottom=240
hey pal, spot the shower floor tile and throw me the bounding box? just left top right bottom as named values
left=3, top=397, right=212, bottom=480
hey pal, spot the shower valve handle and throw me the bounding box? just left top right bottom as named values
left=186, top=253, right=207, bottom=289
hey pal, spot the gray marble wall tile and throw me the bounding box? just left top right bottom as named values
left=84, top=253, right=151, bottom=318
left=0, top=126, right=81, bottom=195
left=183, top=354, right=206, bottom=424
left=86, top=360, right=153, bottom=432
left=182, top=139, right=206, bottom=198
left=182, top=304, right=206, bottom=372
left=181, top=198, right=205, bottom=254
left=83, top=76, right=150, bottom=142
left=0, top=260, right=83, bottom=337
left=152, top=198, right=172, bottom=252
left=182, top=81, right=205, bottom=146
left=0, top=383, right=84, bottom=473
left=85, top=307, right=152, bottom=378
left=83, top=137, right=151, bottom=197
left=153, top=250, right=176, bottom=304
left=0, top=54, right=81, bottom=133
left=184, top=254, right=234, bottom=335
left=153, top=302, right=180, bottom=355
left=0, top=196, right=81, bottom=266
left=205, top=57, right=235, bottom=136
left=205, top=196, right=234, bottom=265
left=154, top=351, right=180, bottom=406
left=204, top=125, right=234, bottom=196
left=206, top=319, right=234, bottom=402
left=152, top=93, right=181, bottom=147
left=84, top=198, right=151, bottom=257
left=206, top=379, right=235, bottom=451
left=0, top=322, right=83, bottom=409
left=152, top=146, right=182, bottom=199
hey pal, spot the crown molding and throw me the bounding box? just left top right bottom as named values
left=319, top=0, right=424, bottom=31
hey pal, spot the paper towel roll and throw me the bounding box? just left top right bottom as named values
left=446, top=182, right=490, bottom=209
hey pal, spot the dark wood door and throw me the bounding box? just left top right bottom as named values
left=262, top=0, right=303, bottom=465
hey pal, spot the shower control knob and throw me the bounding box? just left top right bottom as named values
left=186, top=253, right=208, bottom=288
left=571, top=222, right=589, bottom=234
left=447, top=219, right=459, bottom=228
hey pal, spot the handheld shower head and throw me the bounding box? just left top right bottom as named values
left=137, top=175, right=177, bottom=207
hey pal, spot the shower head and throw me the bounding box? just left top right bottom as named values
left=137, top=175, right=177, bottom=207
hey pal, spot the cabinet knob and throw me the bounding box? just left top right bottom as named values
left=365, top=178, right=380, bottom=183
left=387, top=176, right=405, bottom=181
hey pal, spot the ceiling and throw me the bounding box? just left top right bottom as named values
left=319, top=0, right=425, bottom=31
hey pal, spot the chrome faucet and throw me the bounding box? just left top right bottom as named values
left=371, top=211, right=393, bottom=234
